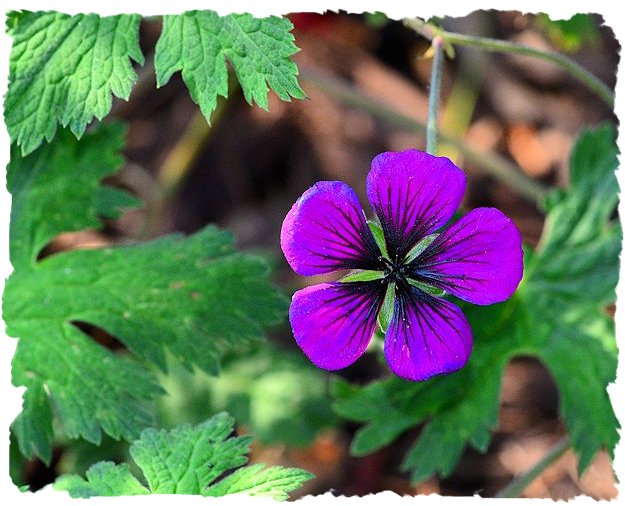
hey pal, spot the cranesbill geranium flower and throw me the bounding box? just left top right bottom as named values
left=280, top=150, right=523, bottom=381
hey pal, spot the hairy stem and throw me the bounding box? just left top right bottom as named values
left=496, top=437, right=571, bottom=498
left=404, top=18, right=614, bottom=107
left=300, top=67, right=548, bottom=206
left=426, top=37, right=445, bottom=155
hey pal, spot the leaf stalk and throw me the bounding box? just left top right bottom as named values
left=496, top=436, right=570, bottom=498
left=426, top=36, right=445, bottom=155
left=404, top=18, right=614, bottom=107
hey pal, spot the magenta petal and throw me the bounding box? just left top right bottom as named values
left=281, top=181, right=381, bottom=276
left=289, top=282, right=386, bottom=370
left=366, top=150, right=466, bottom=260
left=414, top=208, right=524, bottom=305
left=384, top=287, right=472, bottom=381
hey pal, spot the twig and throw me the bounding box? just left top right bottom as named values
left=426, top=37, right=445, bottom=155
left=403, top=18, right=614, bottom=108
left=496, top=437, right=571, bottom=498
left=300, top=67, right=548, bottom=206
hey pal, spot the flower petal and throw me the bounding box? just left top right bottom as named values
left=366, top=150, right=466, bottom=261
left=384, top=286, right=472, bottom=381
left=412, top=208, right=523, bottom=305
left=290, top=281, right=386, bottom=370
left=281, top=181, right=382, bottom=275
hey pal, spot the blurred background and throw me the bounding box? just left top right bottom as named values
left=11, top=10, right=619, bottom=499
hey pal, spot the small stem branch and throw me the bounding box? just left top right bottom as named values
left=426, top=37, right=445, bottom=155
left=496, top=437, right=571, bottom=498
left=300, top=67, right=548, bottom=205
left=404, top=18, right=614, bottom=108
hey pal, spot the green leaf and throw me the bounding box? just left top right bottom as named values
left=155, top=10, right=305, bottom=123
left=7, top=123, right=127, bottom=269
left=131, top=413, right=250, bottom=494
left=400, top=316, right=513, bottom=481
left=54, top=462, right=149, bottom=497
left=55, top=414, right=314, bottom=499
left=536, top=13, right=601, bottom=53
left=12, top=381, right=53, bottom=465
left=5, top=11, right=143, bottom=155
left=331, top=376, right=428, bottom=455
left=4, top=123, right=287, bottom=462
left=204, top=464, right=312, bottom=500
left=332, top=124, right=620, bottom=482
left=157, top=344, right=337, bottom=447
left=521, top=124, right=621, bottom=473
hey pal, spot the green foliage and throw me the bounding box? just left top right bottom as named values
left=155, top=10, right=305, bottom=122
left=157, top=344, right=337, bottom=447
left=5, top=10, right=304, bottom=155
left=54, top=413, right=314, bottom=499
left=363, top=12, right=390, bottom=29
left=12, top=381, right=54, bottom=465
left=522, top=123, right=620, bottom=472
left=5, top=11, right=143, bottom=155
left=536, top=13, right=601, bottom=53
left=332, top=124, right=620, bottom=482
left=3, top=123, right=287, bottom=463
left=7, top=123, right=132, bottom=269
left=55, top=462, right=149, bottom=497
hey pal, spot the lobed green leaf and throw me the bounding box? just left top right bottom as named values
left=155, top=10, right=305, bottom=123
left=332, top=124, right=620, bottom=482
left=5, top=11, right=143, bottom=155
left=54, top=462, right=149, bottom=497
left=4, top=123, right=287, bottom=462
left=55, top=413, right=314, bottom=499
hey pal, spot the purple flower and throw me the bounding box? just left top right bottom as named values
left=280, top=150, right=523, bottom=381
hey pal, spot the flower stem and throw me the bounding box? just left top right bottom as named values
left=404, top=18, right=614, bottom=108
left=426, top=37, right=445, bottom=155
left=495, top=437, right=571, bottom=498
left=300, top=67, right=548, bottom=205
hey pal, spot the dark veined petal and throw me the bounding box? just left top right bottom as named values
left=384, top=286, right=472, bottom=381
left=366, top=150, right=466, bottom=261
left=411, top=208, right=523, bottom=305
left=281, top=181, right=382, bottom=275
left=290, top=281, right=386, bottom=370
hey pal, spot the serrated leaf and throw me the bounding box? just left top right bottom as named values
left=55, top=413, right=314, bottom=500
left=539, top=320, right=618, bottom=472
left=155, top=10, right=305, bottom=123
left=12, top=381, right=53, bottom=465
left=204, top=464, right=313, bottom=500
left=4, top=123, right=287, bottom=462
left=399, top=319, right=512, bottom=481
left=5, top=11, right=143, bottom=155
left=7, top=123, right=127, bottom=269
left=521, top=124, right=621, bottom=473
left=54, top=462, right=149, bottom=498
left=332, top=124, right=620, bottom=483
left=131, top=413, right=250, bottom=494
